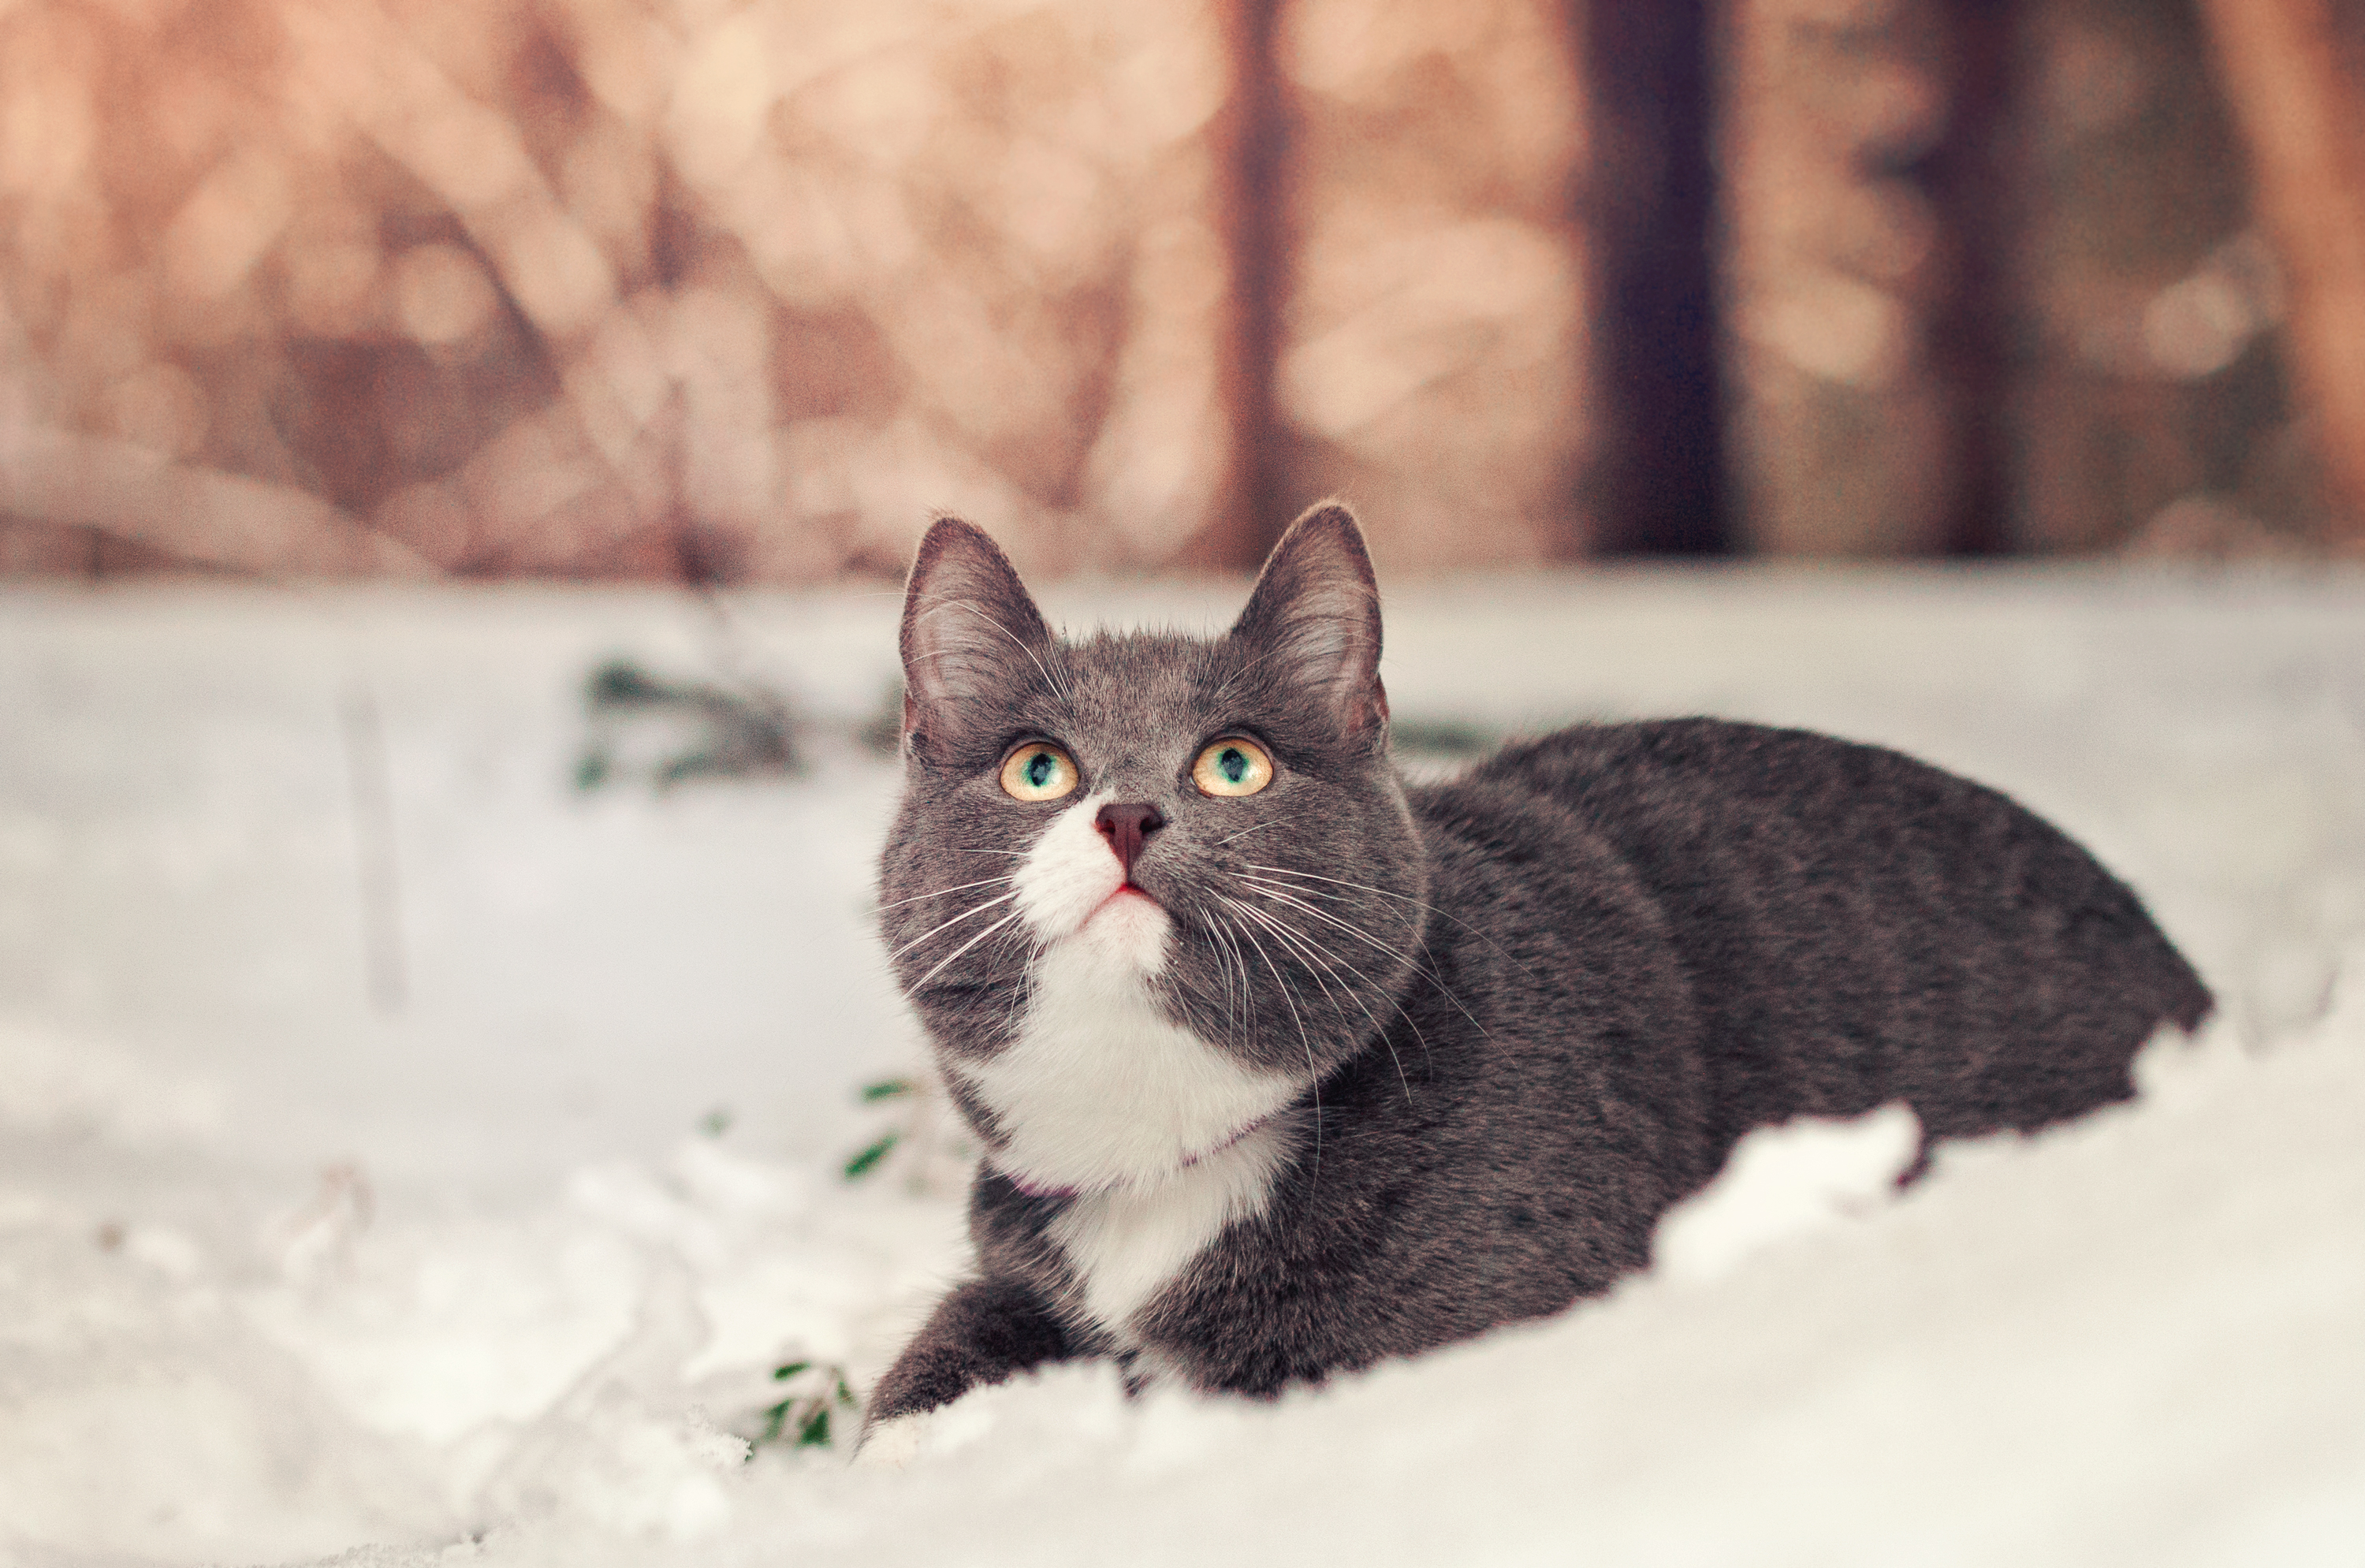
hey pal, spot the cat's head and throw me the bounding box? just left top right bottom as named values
left=877, top=503, right=1428, bottom=1190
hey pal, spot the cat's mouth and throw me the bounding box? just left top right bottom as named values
left=1077, top=884, right=1162, bottom=937
left=1063, top=883, right=1171, bottom=971
left=1091, top=885, right=1160, bottom=918
left=1078, top=885, right=1168, bottom=932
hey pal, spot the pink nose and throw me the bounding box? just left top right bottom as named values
left=1095, top=802, right=1166, bottom=880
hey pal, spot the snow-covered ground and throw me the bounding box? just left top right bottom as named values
left=2, top=567, right=2361, bottom=1566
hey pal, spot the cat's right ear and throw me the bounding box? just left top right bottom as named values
left=898, top=516, right=1060, bottom=762
left=1227, top=501, right=1388, bottom=747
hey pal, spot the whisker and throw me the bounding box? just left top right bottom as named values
left=1204, top=911, right=1251, bottom=1043
left=1235, top=863, right=1441, bottom=972
left=1227, top=901, right=1390, bottom=1078
left=1220, top=907, right=1264, bottom=1029
left=885, top=888, right=1022, bottom=963
left=907, top=908, right=1026, bottom=993
left=876, top=874, right=1014, bottom=912
left=1226, top=910, right=1319, bottom=1182
left=1188, top=901, right=1261, bottom=1047
left=1244, top=863, right=1540, bottom=978
left=1238, top=876, right=1492, bottom=1043
left=1000, top=962, right=1037, bottom=1037
left=1227, top=897, right=1352, bottom=1025
left=1228, top=896, right=1415, bottom=1105
left=1263, top=908, right=1412, bottom=1100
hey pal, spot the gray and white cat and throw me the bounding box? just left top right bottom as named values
left=858, top=503, right=2210, bottom=1459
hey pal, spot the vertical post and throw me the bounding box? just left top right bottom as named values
left=1581, top=0, right=1730, bottom=557
left=1198, top=0, right=1291, bottom=571
left=2197, top=0, right=2365, bottom=546
left=1924, top=0, right=2020, bottom=557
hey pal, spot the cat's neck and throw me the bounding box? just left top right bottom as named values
left=1000, top=1102, right=1283, bottom=1199
left=955, top=934, right=1302, bottom=1197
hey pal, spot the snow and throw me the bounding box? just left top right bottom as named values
left=2, top=566, right=2362, bottom=1566
left=1651, top=1102, right=1923, bottom=1286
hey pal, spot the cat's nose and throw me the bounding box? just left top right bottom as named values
left=1094, top=802, right=1167, bottom=881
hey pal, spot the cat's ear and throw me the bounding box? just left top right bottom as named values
left=898, top=517, right=1059, bottom=759
left=1227, top=501, right=1388, bottom=744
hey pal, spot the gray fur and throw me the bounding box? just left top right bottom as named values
left=864, top=504, right=2213, bottom=1433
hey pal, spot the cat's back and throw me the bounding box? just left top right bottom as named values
left=1437, top=717, right=2211, bottom=1152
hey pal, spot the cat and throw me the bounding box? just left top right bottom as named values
left=857, top=502, right=2211, bottom=1461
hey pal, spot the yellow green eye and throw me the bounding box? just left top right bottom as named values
left=1192, top=737, right=1272, bottom=798
left=1000, top=742, right=1079, bottom=802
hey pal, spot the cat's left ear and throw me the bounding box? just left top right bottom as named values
left=1227, top=501, right=1388, bottom=745
left=899, top=516, right=1060, bottom=760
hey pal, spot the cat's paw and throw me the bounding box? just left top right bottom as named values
left=851, top=1409, right=937, bottom=1469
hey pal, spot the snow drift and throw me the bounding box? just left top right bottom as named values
left=2, top=568, right=2359, bottom=1566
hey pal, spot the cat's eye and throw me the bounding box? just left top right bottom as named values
left=999, top=742, right=1080, bottom=802
left=1192, top=737, right=1273, bottom=798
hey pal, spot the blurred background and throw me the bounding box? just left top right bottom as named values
left=6, top=6, right=2365, bottom=1557
left=2, top=0, right=2363, bottom=584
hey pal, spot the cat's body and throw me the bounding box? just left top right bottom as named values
left=860, top=506, right=2210, bottom=1454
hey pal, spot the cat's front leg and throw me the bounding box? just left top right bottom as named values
left=855, top=1275, right=1072, bottom=1466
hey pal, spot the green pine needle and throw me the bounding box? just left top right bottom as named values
left=842, top=1131, right=899, bottom=1180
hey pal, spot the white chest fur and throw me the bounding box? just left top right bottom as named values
left=1048, top=1118, right=1294, bottom=1343
left=954, top=790, right=1301, bottom=1340
left=962, top=936, right=1297, bottom=1194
